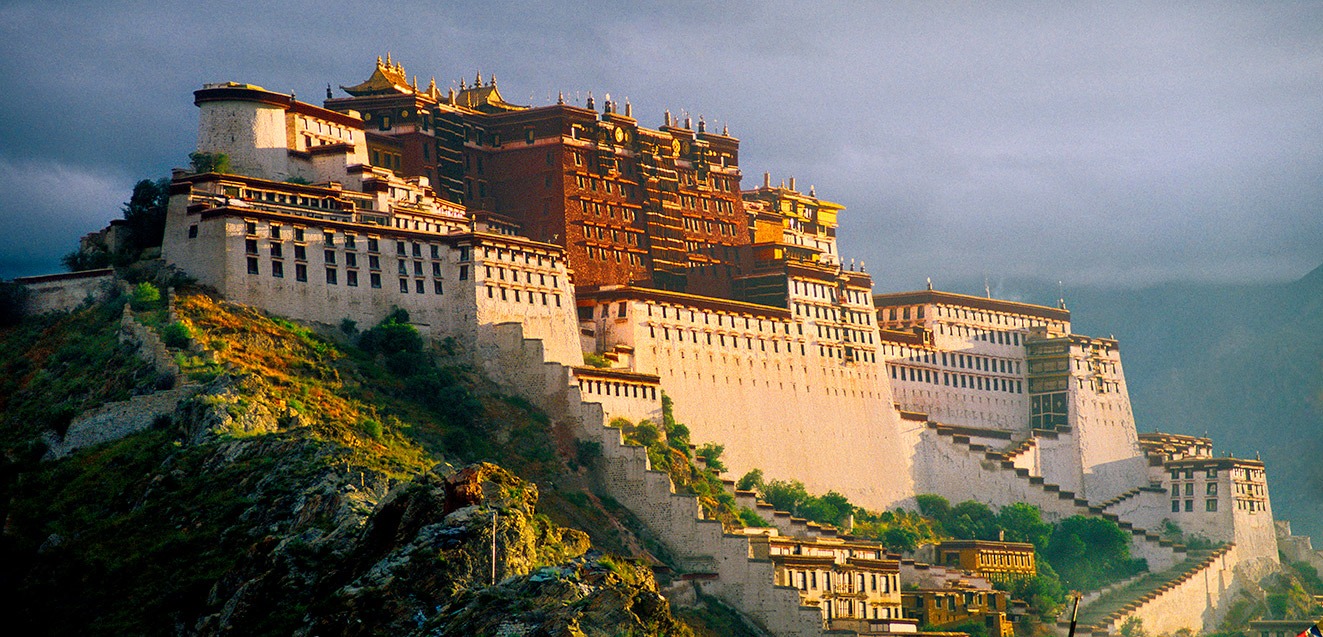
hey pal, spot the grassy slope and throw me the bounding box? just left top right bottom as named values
left=0, top=290, right=749, bottom=634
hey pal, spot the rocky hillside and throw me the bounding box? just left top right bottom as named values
left=0, top=286, right=718, bottom=636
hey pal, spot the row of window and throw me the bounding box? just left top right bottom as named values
left=1172, top=499, right=1219, bottom=513
left=484, top=284, right=563, bottom=307
left=889, top=364, right=1025, bottom=394
left=786, top=569, right=897, bottom=595
left=652, top=325, right=810, bottom=356
left=578, top=379, right=658, bottom=400
left=583, top=222, right=640, bottom=246
left=580, top=199, right=638, bottom=222
left=245, top=256, right=443, bottom=294
left=886, top=346, right=1022, bottom=377
left=1172, top=482, right=1218, bottom=497
left=646, top=304, right=796, bottom=335
left=583, top=245, right=644, bottom=265
left=482, top=265, right=556, bottom=288
left=572, top=174, right=637, bottom=198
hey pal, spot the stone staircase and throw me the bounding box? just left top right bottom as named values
left=1064, top=545, right=1235, bottom=635
left=488, top=323, right=835, bottom=636
left=1098, top=485, right=1169, bottom=511
left=926, top=422, right=1188, bottom=567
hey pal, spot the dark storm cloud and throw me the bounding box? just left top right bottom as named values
left=1, top=1, right=1319, bottom=285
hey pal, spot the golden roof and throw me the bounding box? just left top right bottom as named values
left=341, top=54, right=413, bottom=96
left=454, top=74, right=524, bottom=113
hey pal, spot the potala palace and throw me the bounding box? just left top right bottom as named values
left=41, top=57, right=1311, bottom=636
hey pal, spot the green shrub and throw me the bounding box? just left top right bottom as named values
left=738, top=507, right=770, bottom=528
left=359, top=418, right=383, bottom=441
left=160, top=322, right=193, bottom=349
left=582, top=352, right=609, bottom=368
left=131, top=282, right=161, bottom=309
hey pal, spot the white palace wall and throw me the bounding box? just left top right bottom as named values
left=161, top=195, right=581, bottom=374
left=584, top=295, right=918, bottom=511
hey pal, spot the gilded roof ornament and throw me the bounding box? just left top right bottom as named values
left=557, top=91, right=564, bottom=105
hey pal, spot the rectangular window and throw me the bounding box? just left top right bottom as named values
left=396, top=241, right=406, bottom=255
left=1206, top=499, right=1218, bottom=512
left=344, top=234, right=355, bottom=249
left=369, top=255, right=380, bottom=270
left=459, top=264, right=469, bottom=280
left=295, top=263, right=308, bottom=282
left=247, top=257, right=259, bottom=274
left=324, top=249, right=336, bottom=264
left=188, top=225, right=198, bottom=238
left=270, top=243, right=283, bottom=258
left=430, top=244, right=440, bottom=259
left=272, top=260, right=284, bottom=278
left=245, top=239, right=258, bottom=254
left=294, top=227, right=305, bottom=241
left=294, top=245, right=307, bottom=261
left=1172, top=500, right=1181, bottom=513
left=346, top=253, right=357, bottom=267
left=432, top=262, right=441, bottom=276
left=325, top=268, right=337, bottom=284
left=323, top=231, right=335, bottom=246
left=370, top=273, right=381, bottom=288
left=245, top=221, right=257, bottom=235
left=415, top=279, right=424, bottom=294
left=1185, top=499, right=1194, bottom=512
left=399, top=278, right=409, bottom=293
left=434, top=280, right=443, bottom=294
left=414, top=261, right=423, bottom=276
left=367, top=237, right=379, bottom=252
left=347, top=270, right=358, bottom=287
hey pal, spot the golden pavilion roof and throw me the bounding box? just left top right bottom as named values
left=341, top=54, right=413, bottom=96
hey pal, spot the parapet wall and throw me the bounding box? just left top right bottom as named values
left=15, top=268, right=117, bottom=315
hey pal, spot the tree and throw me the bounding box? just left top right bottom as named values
left=696, top=443, right=726, bottom=473
left=121, top=178, right=170, bottom=252
left=997, top=502, right=1053, bottom=548
left=736, top=468, right=764, bottom=492
left=1044, top=516, right=1143, bottom=590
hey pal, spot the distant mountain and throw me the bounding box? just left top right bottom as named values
left=1065, top=264, right=1323, bottom=540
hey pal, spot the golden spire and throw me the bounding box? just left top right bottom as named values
left=385, top=51, right=392, bottom=66
left=376, top=55, right=383, bottom=67
left=490, top=73, right=497, bottom=87
left=428, top=77, right=437, bottom=97
left=475, top=71, right=483, bottom=87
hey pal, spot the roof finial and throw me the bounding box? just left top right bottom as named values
left=985, top=276, right=992, bottom=298
left=722, top=123, right=729, bottom=136
left=326, top=83, right=333, bottom=100
left=489, top=73, right=496, bottom=87
left=586, top=91, right=595, bottom=110
left=448, top=87, right=456, bottom=104
left=475, top=70, right=483, bottom=87
left=557, top=91, right=565, bottom=105
left=926, top=277, right=933, bottom=290
left=1057, top=281, right=1066, bottom=309
left=698, top=115, right=706, bottom=133
left=460, top=78, right=467, bottom=90
left=604, top=93, right=612, bottom=114
left=428, top=77, right=437, bottom=97
left=850, top=258, right=856, bottom=271
left=809, top=185, right=816, bottom=197
left=377, top=55, right=383, bottom=67
left=624, top=99, right=632, bottom=117
left=664, top=109, right=672, bottom=127
left=860, top=260, right=866, bottom=273
left=684, top=114, right=692, bottom=129
left=385, top=51, right=392, bottom=66
left=412, top=75, right=419, bottom=93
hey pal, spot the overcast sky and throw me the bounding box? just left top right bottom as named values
left=1, top=1, right=1319, bottom=290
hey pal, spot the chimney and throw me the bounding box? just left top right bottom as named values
left=789, top=177, right=796, bottom=191
left=763, top=172, right=771, bottom=188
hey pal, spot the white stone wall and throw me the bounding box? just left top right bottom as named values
left=16, top=269, right=116, bottom=315
left=574, top=373, right=662, bottom=425
left=587, top=296, right=917, bottom=511
left=197, top=100, right=293, bottom=181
